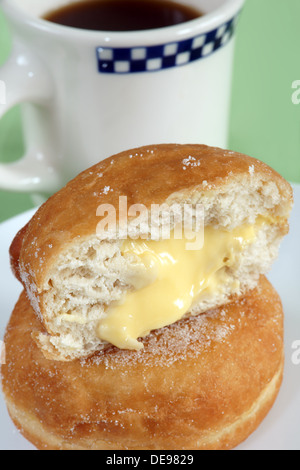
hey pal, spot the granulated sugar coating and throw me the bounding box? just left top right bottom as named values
left=85, top=307, right=236, bottom=370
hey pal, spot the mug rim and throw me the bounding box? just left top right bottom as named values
left=1, top=0, right=245, bottom=44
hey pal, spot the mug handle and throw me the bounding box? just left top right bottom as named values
left=0, top=40, right=61, bottom=193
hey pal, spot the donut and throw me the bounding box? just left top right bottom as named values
left=8, top=144, right=293, bottom=361
left=1, top=276, right=284, bottom=450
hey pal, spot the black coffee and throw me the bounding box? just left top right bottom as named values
left=43, top=0, right=202, bottom=32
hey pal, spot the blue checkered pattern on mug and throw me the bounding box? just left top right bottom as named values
left=96, top=15, right=239, bottom=74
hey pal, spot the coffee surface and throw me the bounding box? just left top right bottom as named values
left=43, top=0, right=202, bottom=32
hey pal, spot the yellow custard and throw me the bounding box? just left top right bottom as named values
left=97, top=223, right=257, bottom=350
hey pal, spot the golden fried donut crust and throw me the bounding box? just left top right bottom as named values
left=10, top=143, right=293, bottom=291
left=1, top=276, right=284, bottom=450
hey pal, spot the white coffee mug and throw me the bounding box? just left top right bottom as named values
left=0, top=0, right=245, bottom=195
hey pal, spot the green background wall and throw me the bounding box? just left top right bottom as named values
left=0, top=0, right=300, bottom=222
left=229, top=0, right=300, bottom=183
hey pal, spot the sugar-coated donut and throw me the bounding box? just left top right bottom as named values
left=1, top=276, right=284, bottom=450
left=9, top=144, right=293, bottom=361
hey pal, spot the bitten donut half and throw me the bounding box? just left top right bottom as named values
left=1, top=276, right=284, bottom=451
left=9, top=144, right=293, bottom=361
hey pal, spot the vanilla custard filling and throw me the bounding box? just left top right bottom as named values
left=96, top=223, right=259, bottom=351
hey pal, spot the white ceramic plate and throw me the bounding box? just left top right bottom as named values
left=1, top=185, right=300, bottom=451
